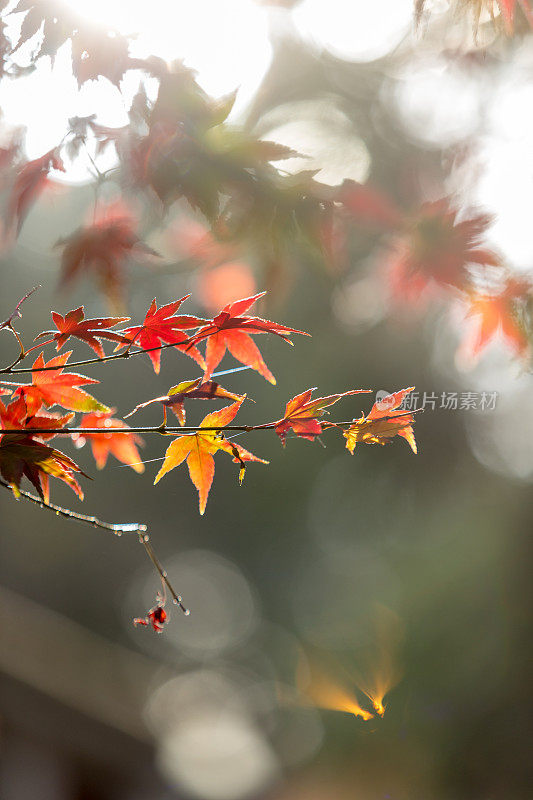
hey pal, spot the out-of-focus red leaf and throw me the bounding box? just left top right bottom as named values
left=197, top=262, right=257, bottom=314
left=339, top=179, right=402, bottom=230
left=57, top=201, right=158, bottom=310
left=75, top=409, right=144, bottom=473
left=457, top=278, right=531, bottom=366
left=387, top=201, right=499, bottom=304
left=7, top=147, right=64, bottom=235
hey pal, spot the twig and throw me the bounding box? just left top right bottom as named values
left=138, top=533, right=189, bottom=615
left=0, top=476, right=146, bottom=535
left=0, top=477, right=189, bottom=616
left=9, top=423, right=275, bottom=435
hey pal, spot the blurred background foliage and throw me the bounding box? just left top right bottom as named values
left=0, top=1, right=533, bottom=799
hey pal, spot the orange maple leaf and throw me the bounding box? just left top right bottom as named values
left=118, top=297, right=206, bottom=374
left=154, top=398, right=267, bottom=514
left=344, top=388, right=418, bottom=454
left=0, top=396, right=85, bottom=502
left=0, top=394, right=74, bottom=441
left=187, top=292, right=309, bottom=384
left=13, top=351, right=109, bottom=416
left=457, top=278, right=531, bottom=366
left=76, top=410, right=144, bottom=473
left=275, top=388, right=372, bottom=446
left=35, top=307, right=130, bottom=358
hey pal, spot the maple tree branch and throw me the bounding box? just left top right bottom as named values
left=13, top=423, right=277, bottom=435
left=0, top=476, right=147, bottom=535
left=0, top=337, right=201, bottom=374
left=0, top=477, right=189, bottom=615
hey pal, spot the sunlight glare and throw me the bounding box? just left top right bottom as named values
left=294, top=0, right=412, bottom=62
left=0, top=0, right=272, bottom=181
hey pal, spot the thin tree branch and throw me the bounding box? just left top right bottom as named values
left=0, top=476, right=147, bottom=534
left=138, top=533, right=189, bottom=615
left=0, top=477, right=189, bottom=616
left=9, top=423, right=277, bottom=435
left=0, top=339, right=195, bottom=374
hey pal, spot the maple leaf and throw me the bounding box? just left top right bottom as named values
left=9, top=1, right=137, bottom=84
left=125, top=379, right=245, bottom=426
left=457, top=278, right=531, bottom=366
left=7, top=147, right=65, bottom=235
left=13, top=351, right=109, bottom=416
left=187, top=293, right=309, bottom=384
left=338, top=179, right=402, bottom=230
left=57, top=202, right=158, bottom=310
left=154, top=398, right=267, bottom=515
left=0, top=394, right=74, bottom=441
left=275, top=388, right=372, bottom=446
left=0, top=436, right=85, bottom=502
left=0, top=397, right=86, bottom=502
left=344, top=388, right=418, bottom=454
left=35, top=307, right=130, bottom=358
left=118, top=297, right=207, bottom=374
left=388, top=201, right=499, bottom=304
left=71, top=26, right=134, bottom=88
left=75, top=410, right=144, bottom=473
left=134, top=594, right=167, bottom=632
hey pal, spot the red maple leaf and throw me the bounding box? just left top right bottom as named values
left=388, top=201, right=499, bottom=304
left=118, top=297, right=207, bottom=374
left=134, top=595, right=167, bottom=632
left=125, top=378, right=244, bottom=426
left=35, top=307, right=130, bottom=358
left=0, top=393, right=74, bottom=441
left=275, top=388, right=371, bottom=445
left=57, top=202, right=158, bottom=310
left=7, top=147, right=64, bottom=235
left=187, top=293, right=309, bottom=384
left=75, top=410, right=144, bottom=472
left=154, top=398, right=267, bottom=514
left=344, top=388, right=418, bottom=454
left=338, top=179, right=402, bottom=230
left=457, top=278, right=531, bottom=366
left=0, top=396, right=86, bottom=502
left=12, top=351, right=109, bottom=416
